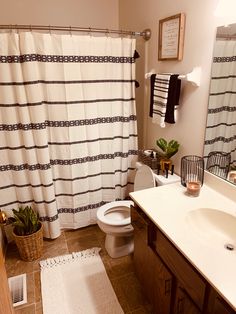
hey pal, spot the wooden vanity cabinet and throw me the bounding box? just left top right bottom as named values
left=151, top=223, right=206, bottom=312
left=207, top=292, right=236, bottom=314
left=131, top=204, right=236, bottom=314
left=131, top=205, right=172, bottom=314
left=131, top=205, right=154, bottom=300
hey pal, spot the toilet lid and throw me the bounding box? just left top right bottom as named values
left=134, top=165, right=155, bottom=191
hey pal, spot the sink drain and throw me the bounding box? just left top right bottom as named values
left=224, top=243, right=235, bottom=251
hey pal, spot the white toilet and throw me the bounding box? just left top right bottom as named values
left=97, top=164, right=156, bottom=258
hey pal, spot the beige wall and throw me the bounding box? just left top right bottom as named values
left=0, top=0, right=119, bottom=29
left=119, top=0, right=234, bottom=174
left=1, top=0, right=234, bottom=175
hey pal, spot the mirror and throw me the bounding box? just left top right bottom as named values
left=204, top=22, right=236, bottom=184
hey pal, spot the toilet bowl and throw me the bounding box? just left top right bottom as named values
left=97, top=201, right=134, bottom=258
left=97, top=165, right=156, bottom=258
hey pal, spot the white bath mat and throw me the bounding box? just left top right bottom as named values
left=40, top=247, right=124, bottom=314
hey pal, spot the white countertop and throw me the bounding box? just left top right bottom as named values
left=130, top=178, right=236, bottom=310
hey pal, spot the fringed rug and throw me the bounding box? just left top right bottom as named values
left=40, top=247, right=124, bottom=314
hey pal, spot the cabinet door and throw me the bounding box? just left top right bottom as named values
left=152, top=227, right=206, bottom=310
left=131, top=206, right=155, bottom=302
left=174, top=286, right=201, bottom=314
left=131, top=206, right=173, bottom=314
left=153, top=251, right=172, bottom=314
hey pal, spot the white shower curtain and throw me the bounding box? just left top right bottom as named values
left=0, top=32, right=138, bottom=238
left=204, top=39, right=236, bottom=167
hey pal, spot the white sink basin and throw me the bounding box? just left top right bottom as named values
left=186, top=208, right=236, bottom=249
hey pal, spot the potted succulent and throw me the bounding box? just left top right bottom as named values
left=10, top=206, right=43, bottom=261
left=156, top=138, right=180, bottom=171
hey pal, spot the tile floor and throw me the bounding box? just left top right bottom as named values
left=5, top=224, right=153, bottom=314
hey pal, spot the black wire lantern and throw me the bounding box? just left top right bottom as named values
left=206, top=151, right=231, bottom=180
left=181, top=155, right=204, bottom=187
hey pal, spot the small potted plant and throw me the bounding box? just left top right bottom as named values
left=156, top=138, right=180, bottom=171
left=10, top=206, right=43, bottom=261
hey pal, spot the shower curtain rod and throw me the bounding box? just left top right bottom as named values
left=0, top=24, right=152, bottom=41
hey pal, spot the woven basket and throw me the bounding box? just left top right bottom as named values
left=13, top=222, right=43, bottom=262
left=138, top=149, right=161, bottom=170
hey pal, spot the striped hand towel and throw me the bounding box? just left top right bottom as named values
left=150, top=74, right=181, bottom=127
left=150, top=74, right=171, bottom=127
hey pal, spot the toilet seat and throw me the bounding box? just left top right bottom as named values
left=97, top=200, right=134, bottom=226
left=97, top=166, right=155, bottom=228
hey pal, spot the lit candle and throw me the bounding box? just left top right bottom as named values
left=229, top=173, right=236, bottom=184
left=186, top=181, right=201, bottom=197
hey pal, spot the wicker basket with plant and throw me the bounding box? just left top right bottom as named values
left=10, top=206, right=43, bottom=261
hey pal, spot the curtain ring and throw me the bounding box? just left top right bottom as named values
left=89, top=27, right=92, bottom=37
left=69, top=26, right=72, bottom=37
left=15, top=24, right=19, bottom=34
left=49, top=25, right=51, bottom=35
left=106, top=29, right=109, bottom=37
left=30, top=25, right=32, bottom=32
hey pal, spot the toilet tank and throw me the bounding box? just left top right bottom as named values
left=134, top=162, right=180, bottom=191
left=133, top=165, right=156, bottom=191
left=154, top=172, right=180, bottom=186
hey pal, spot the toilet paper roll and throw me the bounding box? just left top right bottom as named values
left=144, top=150, right=152, bottom=156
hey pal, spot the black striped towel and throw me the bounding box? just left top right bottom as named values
left=150, top=74, right=181, bottom=127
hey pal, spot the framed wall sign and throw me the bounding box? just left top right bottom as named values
left=158, top=13, right=186, bottom=61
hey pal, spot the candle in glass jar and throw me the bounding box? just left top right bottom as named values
left=186, top=181, right=201, bottom=197
left=229, top=173, right=236, bottom=184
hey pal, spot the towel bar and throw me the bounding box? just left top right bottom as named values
left=145, top=66, right=201, bottom=87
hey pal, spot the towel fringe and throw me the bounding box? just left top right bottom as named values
left=40, top=247, right=101, bottom=269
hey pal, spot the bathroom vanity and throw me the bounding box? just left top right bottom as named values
left=130, top=174, right=236, bottom=314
